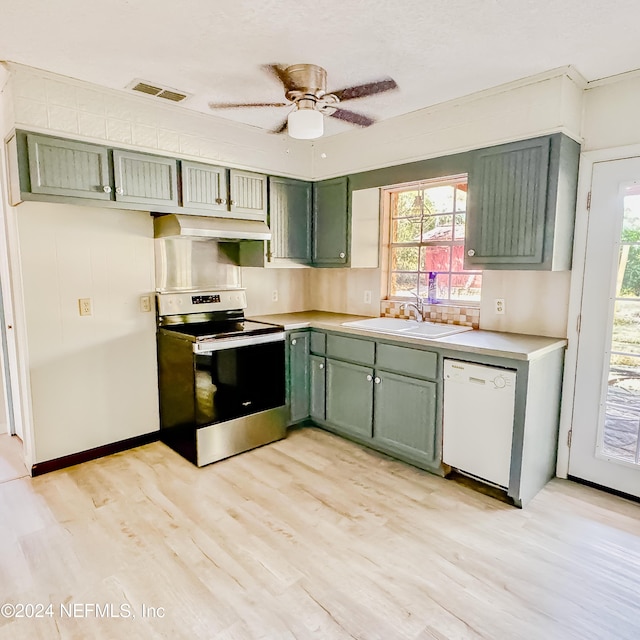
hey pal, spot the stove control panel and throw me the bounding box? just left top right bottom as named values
left=156, top=289, right=246, bottom=316
left=192, top=294, right=221, bottom=305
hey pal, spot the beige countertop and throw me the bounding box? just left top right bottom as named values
left=250, top=311, right=567, bottom=361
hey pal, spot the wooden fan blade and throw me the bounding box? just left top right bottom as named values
left=329, top=108, right=375, bottom=127
left=272, top=118, right=288, bottom=134
left=209, top=102, right=289, bottom=109
left=263, top=64, right=291, bottom=88
left=331, top=78, right=398, bottom=102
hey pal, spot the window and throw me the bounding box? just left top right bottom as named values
left=387, top=175, right=481, bottom=304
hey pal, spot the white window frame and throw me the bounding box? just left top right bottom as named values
left=385, top=174, right=480, bottom=306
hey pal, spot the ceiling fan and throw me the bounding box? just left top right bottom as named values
left=209, top=64, right=398, bottom=140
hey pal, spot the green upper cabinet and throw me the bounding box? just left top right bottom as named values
left=465, top=133, right=580, bottom=271
left=287, top=331, right=310, bottom=425
left=268, top=177, right=312, bottom=264
left=312, top=176, right=349, bottom=266
left=181, top=161, right=229, bottom=213
left=229, top=169, right=267, bottom=220
left=113, top=149, right=179, bottom=207
left=26, top=134, right=112, bottom=200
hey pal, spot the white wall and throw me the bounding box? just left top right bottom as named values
left=479, top=271, right=571, bottom=338
left=16, top=202, right=158, bottom=463
left=312, top=68, right=585, bottom=179
left=242, top=267, right=311, bottom=317
left=310, top=268, right=381, bottom=318
left=582, top=71, right=640, bottom=152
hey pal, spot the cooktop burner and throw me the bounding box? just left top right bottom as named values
left=162, top=319, right=282, bottom=341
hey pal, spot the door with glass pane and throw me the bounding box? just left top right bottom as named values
left=570, top=157, right=640, bottom=497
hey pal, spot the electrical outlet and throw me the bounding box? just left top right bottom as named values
left=78, top=298, right=92, bottom=317
left=272, top=290, right=278, bottom=302
left=140, top=295, right=152, bottom=312
left=363, top=290, right=372, bottom=304
left=495, top=298, right=505, bottom=315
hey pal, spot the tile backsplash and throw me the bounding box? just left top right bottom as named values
left=380, top=300, right=480, bottom=329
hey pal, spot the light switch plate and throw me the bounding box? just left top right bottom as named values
left=140, top=295, right=152, bottom=312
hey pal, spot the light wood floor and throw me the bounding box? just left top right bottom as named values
left=1, top=427, right=639, bottom=640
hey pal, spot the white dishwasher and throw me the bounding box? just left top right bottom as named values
left=443, top=359, right=516, bottom=488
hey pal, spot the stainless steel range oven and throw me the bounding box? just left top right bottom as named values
left=157, top=289, right=286, bottom=466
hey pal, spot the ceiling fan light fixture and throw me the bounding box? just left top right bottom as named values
left=287, top=107, right=324, bottom=139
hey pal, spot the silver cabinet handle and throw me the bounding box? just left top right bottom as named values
left=215, top=198, right=223, bottom=204
left=115, top=187, right=124, bottom=195
left=339, top=252, right=346, bottom=259
left=102, top=185, right=112, bottom=193
left=319, top=363, right=324, bottom=369
left=366, top=374, right=373, bottom=382
left=229, top=200, right=235, bottom=206
left=291, top=339, right=297, bottom=345
left=374, top=377, right=381, bottom=384
left=467, top=249, right=475, bottom=257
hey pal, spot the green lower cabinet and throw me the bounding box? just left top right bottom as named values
left=310, top=355, right=326, bottom=421
left=373, top=370, right=438, bottom=463
left=325, top=359, right=373, bottom=438
left=288, top=332, right=310, bottom=424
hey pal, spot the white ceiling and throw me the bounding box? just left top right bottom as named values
left=2, top=0, right=639, bottom=137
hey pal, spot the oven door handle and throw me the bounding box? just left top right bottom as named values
left=194, top=332, right=285, bottom=353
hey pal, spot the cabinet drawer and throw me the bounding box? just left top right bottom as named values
left=310, top=331, right=326, bottom=354
left=376, top=343, right=437, bottom=379
left=326, top=334, right=375, bottom=365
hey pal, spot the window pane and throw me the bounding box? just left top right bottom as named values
left=419, top=272, right=450, bottom=300
left=423, top=185, right=454, bottom=213
left=611, top=300, right=640, bottom=355
left=451, top=245, right=465, bottom=271
left=422, top=215, right=453, bottom=240
left=604, top=353, right=640, bottom=462
left=618, top=245, right=640, bottom=299
left=392, top=217, right=422, bottom=243
left=391, top=247, right=419, bottom=271
left=393, top=191, right=422, bottom=217
left=391, top=272, right=419, bottom=297
left=421, top=245, right=451, bottom=272
left=455, top=184, right=467, bottom=212
left=450, top=273, right=482, bottom=302
left=454, top=213, right=466, bottom=240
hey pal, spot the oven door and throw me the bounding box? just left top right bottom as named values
left=194, top=333, right=285, bottom=427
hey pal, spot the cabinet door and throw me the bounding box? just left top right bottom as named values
left=310, top=355, right=326, bottom=421
left=181, top=161, right=229, bottom=213
left=113, top=150, right=179, bottom=207
left=465, top=136, right=550, bottom=268
left=269, top=177, right=312, bottom=263
left=373, top=371, right=438, bottom=463
left=288, top=332, right=310, bottom=424
left=229, top=169, right=267, bottom=220
left=27, top=134, right=111, bottom=200
left=325, top=359, right=373, bottom=438
left=312, top=177, right=349, bottom=265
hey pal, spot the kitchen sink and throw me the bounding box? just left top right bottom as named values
left=341, top=317, right=473, bottom=339
left=342, top=317, right=420, bottom=332
left=402, top=323, right=473, bottom=338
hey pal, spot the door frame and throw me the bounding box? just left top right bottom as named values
left=557, top=142, right=640, bottom=478
left=0, top=126, right=35, bottom=470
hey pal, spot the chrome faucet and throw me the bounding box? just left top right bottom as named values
left=399, top=294, right=425, bottom=322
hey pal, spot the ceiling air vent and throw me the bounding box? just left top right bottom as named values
left=128, top=80, right=190, bottom=103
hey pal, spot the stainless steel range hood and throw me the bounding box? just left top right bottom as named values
left=154, top=214, right=271, bottom=241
